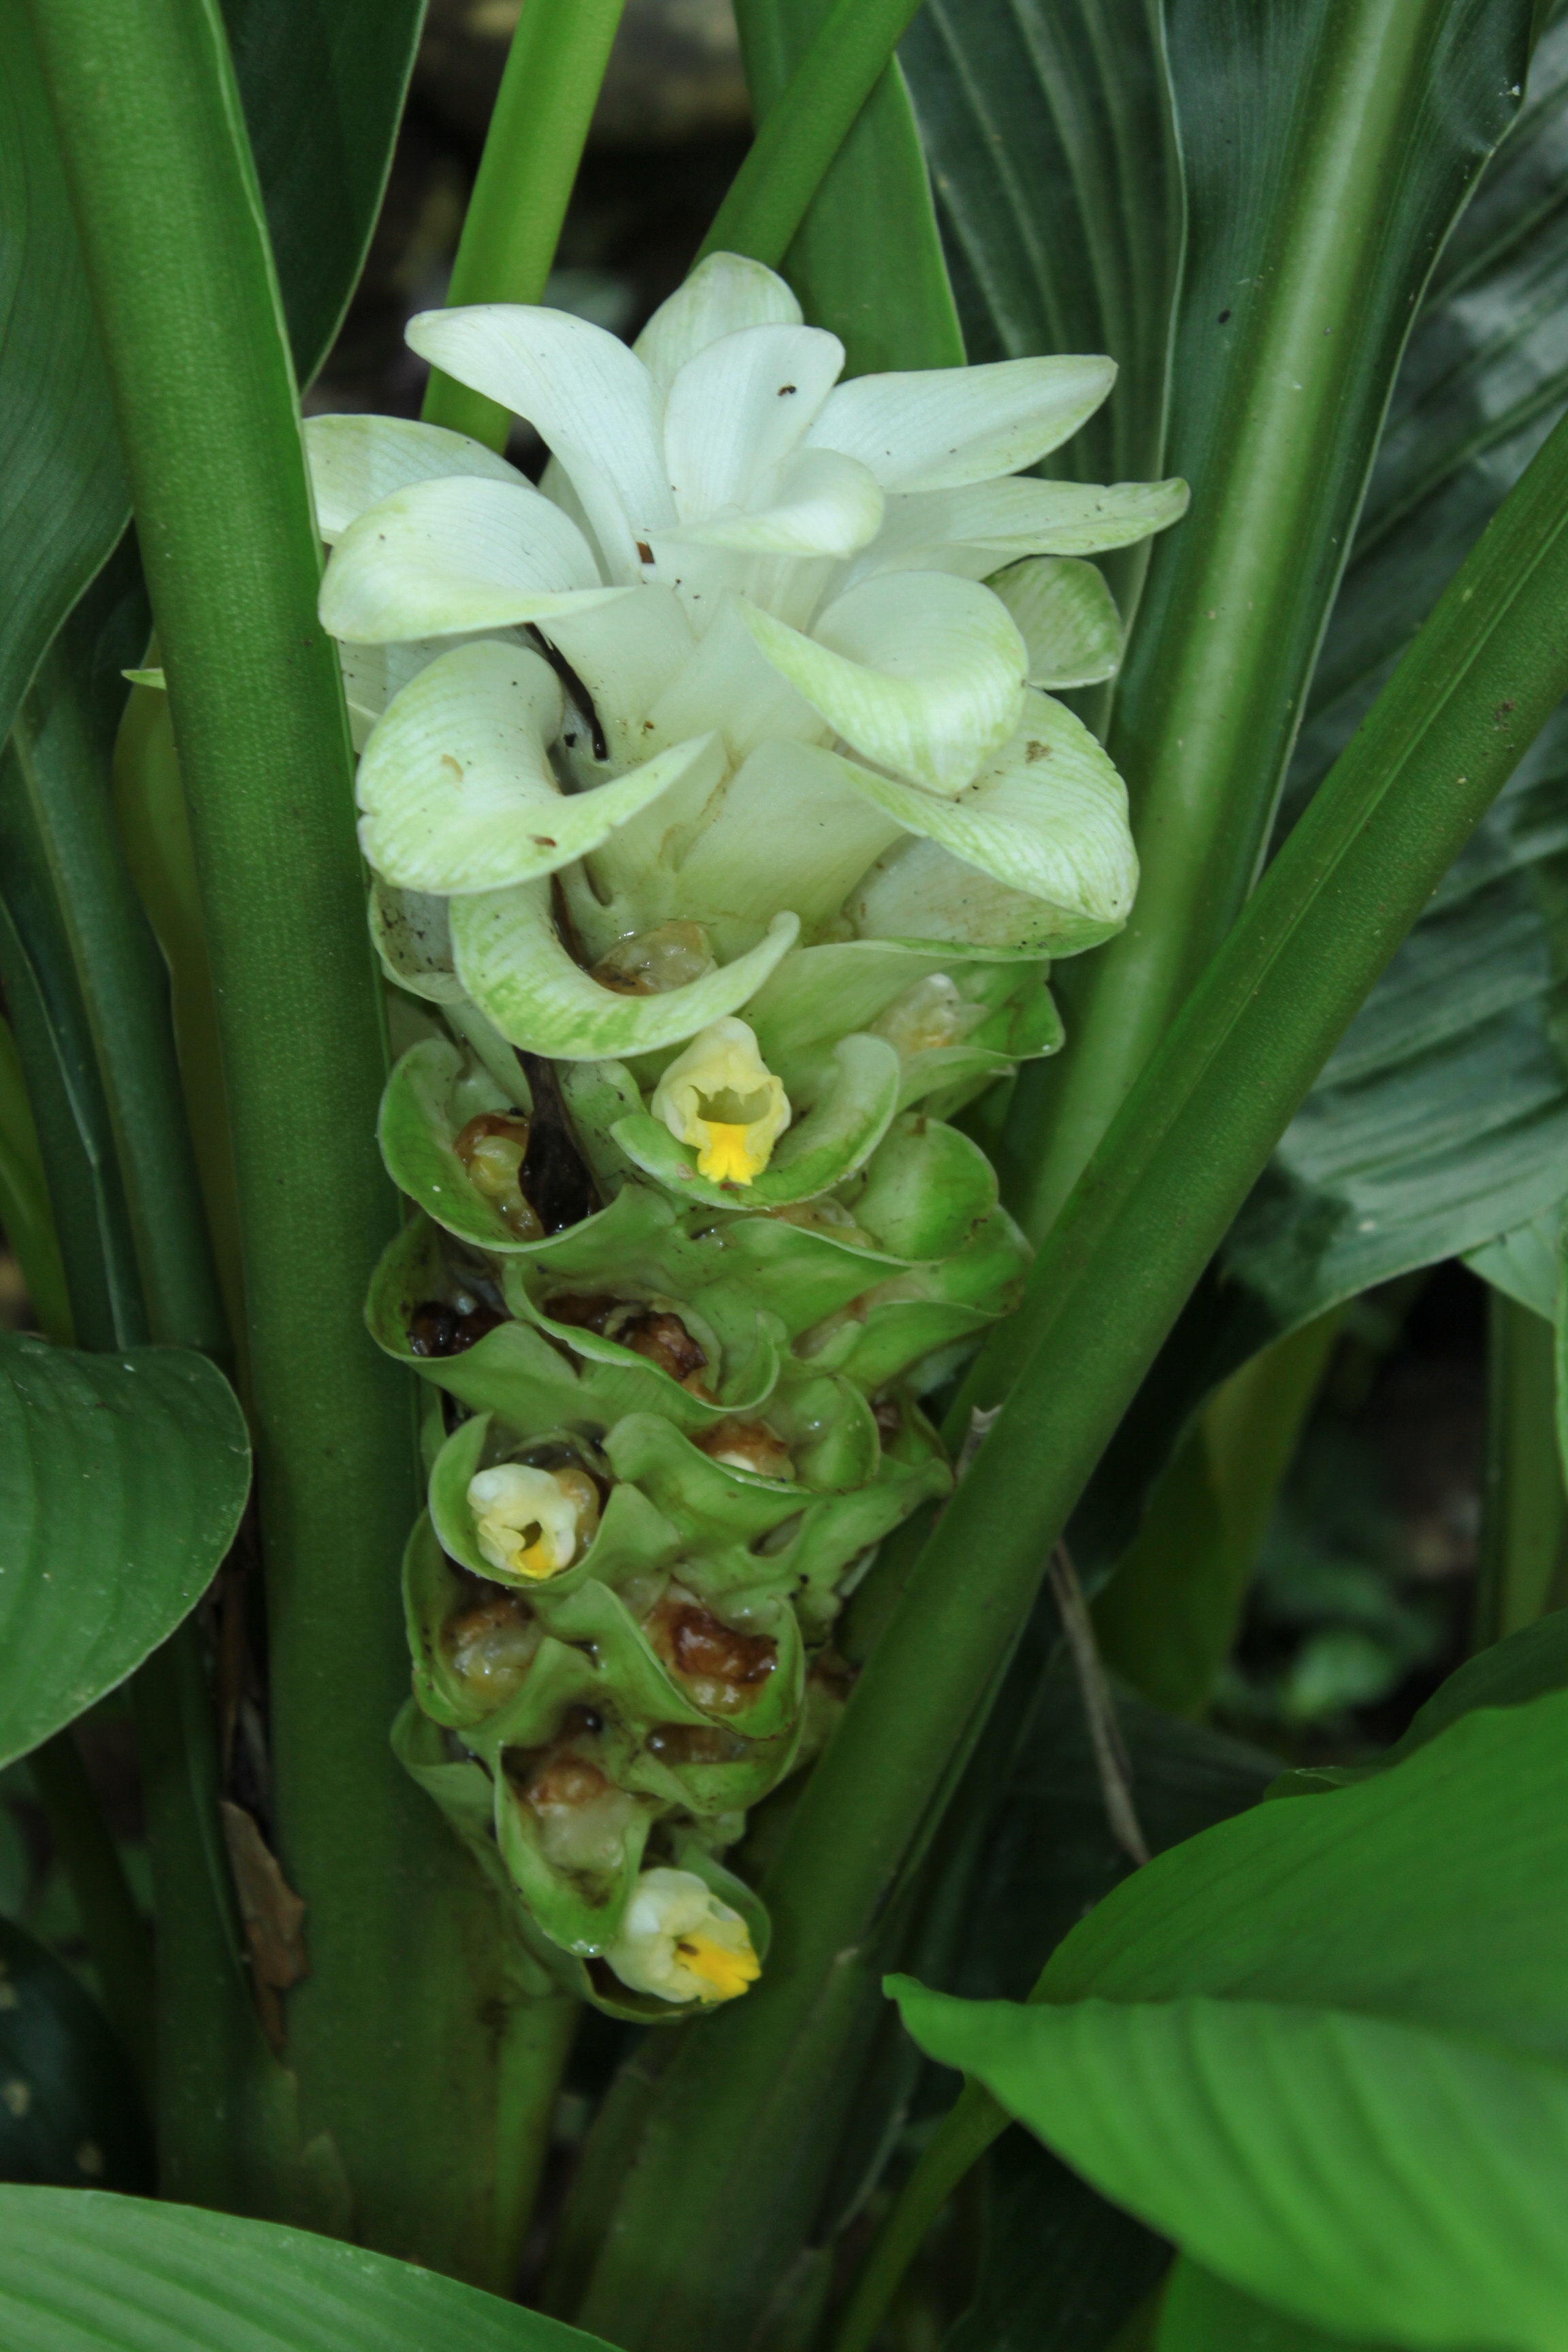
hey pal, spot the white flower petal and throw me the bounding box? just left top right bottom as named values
left=847, top=690, right=1138, bottom=952
left=368, top=879, right=463, bottom=1002
left=990, top=558, right=1123, bottom=689
left=644, top=593, right=824, bottom=767
left=631, top=737, right=904, bottom=958
left=849, top=476, right=1190, bottom=581
left=304, top=414, right=525, bottom=545
left=805, top=355, right=1116, bottom=491
left=451, top=885, right=800, bottom=1058
left=406, top=304, right=674, bottom=579
left=738, top=573, right=1026, bottom=794
left=657, top=448, right=884, bottom=560
left=356, top=638, right=725, bottom=895
left=634, top=253, right=802, bottom=396
left=663, top=323, right=845, bottom=521
left=542, top=585, right=697, bottom=771
left=320, top=476, right=621, bottom=643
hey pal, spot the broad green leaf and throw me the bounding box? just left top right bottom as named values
left=0, top=1918, right=151, bottom=2193
left=0, top=1014, right=69, bottom=1343
left=1383, top=1603, right=1568, bottom=1763
left=1465, top=1203, right=1561, bottom=1320
left=1158, top=2261, right=1400, bottom=2352
left=901, top=0, right=1179, bottom=502
left=897, top=1986, right=1568, bottom=2352
left=1036, top=1688, right=1568, bottom=2038
left=0, top=1334, right=249, bottom=1764
left=0, top=2186, right=602, bottom=2351
left=1218, top=15, right=1568, bottom=1326
left=0, top=0, right=422, bottom=761
left=219, top=0, right=424, bottom=389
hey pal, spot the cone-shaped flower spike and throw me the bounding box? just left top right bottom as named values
left=324, top=254, right=1187, bottom=2010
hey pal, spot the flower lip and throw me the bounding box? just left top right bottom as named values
left=467, top=1461, right=600, bottom=1580
left=604, top=1865, right=760, bottom=2004
left=651, top=1018, right=791, bottom=1184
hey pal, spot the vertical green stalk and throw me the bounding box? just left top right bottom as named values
left=25, top=0, right=544, bottom=2281
left=1002, top=0, right=1531, bottom=1244
left=1475, top=1292, right=1568, bottom=1646
left=574, top=399, right=1568, bottom=2352
left=698, top=0, right=932, bottom=270
left=0, top=1015, right=71, bottom=1344
left=421, top=0, right=628, bottom=450
left=732, top=0, right=962, bottom=372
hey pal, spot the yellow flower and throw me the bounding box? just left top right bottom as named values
left=651, top=1017, right=791, bottom=1185
left=466, top=1463, right=600, bottom=1581
left=605, top=1866, right=761, bottom=2004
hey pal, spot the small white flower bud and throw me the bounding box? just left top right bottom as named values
left=605, top=1865, right=760, bottom=2004
left=466, top=1463, right=600, bottom=1581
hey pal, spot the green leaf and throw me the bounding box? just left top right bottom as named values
left=990, top=0, right=1535, bottom=1244
left=0, top=2185, right=604, bottom=2350
left=897, top=1985, right=1568, bottom=2352
left=219, top=0, right=423, bottom=390
left=901, top=0, right=1180, bottom=497
left=898, top=1691, right=1568, bottom=2347
left=1218, top=17, right=1568, bottom=1326
left=0, top=1333, right=249, bottom=1766
left=0, top=0, right=125, bottom=753
left=1158, top=2261, right=1401, bottom=2352
left=0, top=0, right=421, bottom=760
left=952, top=1655, right=1277, bottom=2005
left=0, top=1918, right=151, bottom=2193
left=732, top=0, right=963, bottom=374
left=1466, top=1205, right=1562, bottom=1321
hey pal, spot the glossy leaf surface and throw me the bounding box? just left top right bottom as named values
left=897, top=1691, right=1568, bottom=2349
left=1158, top=2262, right=1398, bottom=2352
left=0, top=1333, right=249, bottom=1765
left=0, top=0, right=124, bottom=751
left=0, top=2188, right=604, bottom=2351
left=1219, top=16, right=1568, bottom=1325
left=901, top=0, right=1180, bottom=500
left=0, top=0, right=423, bottom=766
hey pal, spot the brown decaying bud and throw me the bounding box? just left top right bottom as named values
left=646, top=1589, right=777, bottom=1714
left=694, top=1417, right=795, bottom=1480
left=546, top=1292, right=711, bottom=1390
left=408, top=1296, right=508, bottom=1357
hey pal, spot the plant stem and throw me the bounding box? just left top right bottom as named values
left=732, top=0, right=962, bottom=373
left=10, top=589, right=227, bottom=1361
left=576, top=393, right=1568, bottom=2352
left=27, top=0, right=544, bottom=2278
left=0, top=1016, right=72, bottom=1344
left=833, top=2078, right=1006, bottom=2352
left=29, top=1729, right=156, bottom=2103
left=1475, top=1291, right=1568, bottom=1646
left=1000, top=0, right=1530, bottom=1245
left=420, top=0, right=628, bottom=451
left=699, top=0, right=931, bottom=270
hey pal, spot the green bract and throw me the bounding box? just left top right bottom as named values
left=321, top=251, right=1184, bottom=2011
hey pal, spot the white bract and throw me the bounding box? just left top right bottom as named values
left=314, top=253, right=1188, bottom=1182
left=604, top=1866, right=761, bottom=2004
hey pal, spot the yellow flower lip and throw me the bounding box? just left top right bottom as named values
left=674, top=1928, right=762, bottom=2002
left=651, top=1017, right=791, bottom=1188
